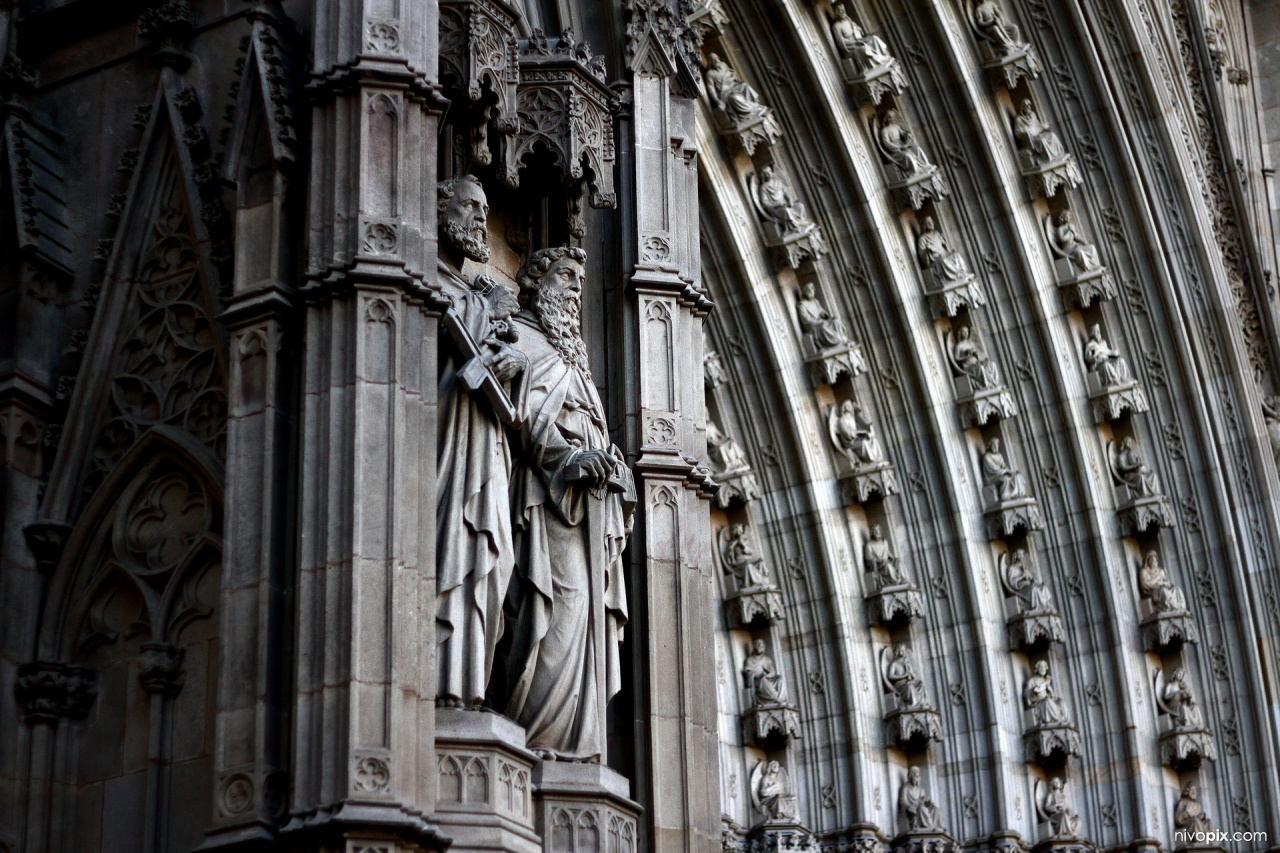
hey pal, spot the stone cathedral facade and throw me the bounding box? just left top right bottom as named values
left=2, top=0, right=1280, bottom=852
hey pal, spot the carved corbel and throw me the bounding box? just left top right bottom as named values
left=23, top=519, right=71, bottom=575
left=439, top=0, right=521, bottom=172
left=138, top=643, right=186, bottom=697
left=1141, top=611, right=1199, bottom=654
left=1023, top=722, right=1081, bottom=766
left=513, top=29, right=617, bottom=238
left=984, top=496, right=1044, bottom=539
left=14, top=661, right=97, bottom=724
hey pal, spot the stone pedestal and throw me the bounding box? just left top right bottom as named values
left=1088, top=378, right=1149, bottom=424
left=866, top=583, right=923, bottom=628
left=762, top=220, right=827, bottom=271
left=725, top=584, right=785, bottom=629
left=533, top=761, right=640, bottom=853
left=885, top=167, right=948, bottom=211
left=839, top=461, right=899, bottom=504
left=714, top=108, right=782, bottom=157
left=1159, top=726, right=1216, bottom=769
left=1117, top=493, right=1175, bottom=536
left=1024, top=723, right=1081, bottom=766
left=977, top=41, right=1041, bottom=90
left=1019, top=153, right=1082, bottom=200
left=1054, top=262, right=1115, bottom=310
left=1140, top=610, right=1199, bottom=653
left=713, top=464, right=762, bottom=508
left=984, top=495, right=1044, bottom=539
left=805, top=341, right=867, bottom=387
left=435, top=709, right=540, bottom=853
left=840, top=58, right=908, bottom=106
left=742, top=702, right=801, bottom=749
left=924, top=272, right=986, bottom=319
left=884, top=707, right=941, bottom=752
left=1007, top=609, right=1065, bottom=654
left=956, top=380, right=1018, bottom=428
left=891, top=830, right=957, bottom=853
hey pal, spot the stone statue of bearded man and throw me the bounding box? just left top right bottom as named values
left=497, top=246, right=634, bottom=761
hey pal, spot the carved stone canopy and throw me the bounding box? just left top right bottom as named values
left=1160, top=726, right=1217, bottom=770
left=984, top=495, right=1044, bottom=539
left=439, top=0, right=521, bottom=171
left=1141, top=610, right=1199, bottom=654
left=1007, top=609, right=1065, bottom=654
left=514, top=29, right=617, bottom=238
left=743, top=703, right=801, bottom=750
left=866, top=583, right=924, bottom=628
left=1024, top=722, right=1082, bottom=767
left=839, top=462, right=900, bottom=505
left=725, top=587, right=784, bottom=629
left=1117, top=493, right=1176, bottom=537
left=885, top=707, right=942, bottom=752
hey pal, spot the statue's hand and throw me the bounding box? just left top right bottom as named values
left=566, top=448, right=612, bottom=486
left=484, top=345, right=526, bottom=382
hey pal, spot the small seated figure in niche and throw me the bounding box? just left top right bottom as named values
left=949, top=325, right=1002, bottom=390
left=1038, top=777, right=1083, bottom=837
left=982, top=438, right=1028, bottom=501
left=972, top=0, right=1029, bottom=58
left=917, top=216, right=973, bottom=284
left=752, top=760, right=800, bottom=822
left=1110, top=436, right=1159, bottom=497
left=1262, top=395, right=1280, bottom=469
left=704, top=53, right=772, bottom=127
left=899, top=766, right=942, bottom=831
left=1083, top=324, right=1133, bottom=386
left=1139, top=550, right=1188, bottom=613
left=742, top=638, right=789, bottom=707
left=1023, top=660, right=1070, bottom=727
left=1014, top=99, right=1069, bottom=168
left=720, top=522, right=773, bottom=589
left=1175, top=782, right=1217, bottom=835
left=828, top=401, right=884, bottom=467
left=882, top=644, right=928, bottom=709
left=878, top=109, right=935, bottom=178
left=831, top=3, right=895, bottom=72
left=1047, top=210, right=1103, bottom=273
left=754, top=166, right=809, bottom=235
left=796, top=281, right=851, bottom=350
left=1159, top=666, right=1205, bottom=729
left=704, top=349, right=729, bottom=388
left=1001, top=549, right=1054, bottom=613
left=864, top=524, right=906, bottom=587
left=706, top=418, right=750, bottom=473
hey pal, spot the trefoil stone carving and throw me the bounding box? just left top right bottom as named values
left=719, top=523, right=783, bottom=629
left=1013, top=100, right=1081, bottom=199
left=947, top=326, right=1018, bottom=427
left=967, top=0, right=1042, bottom=90
left=1023, top=661, right=1081, bottom=765
left=1155, top=667, right=1216, bottom=769
left=439, top=0, right=521, bottom=173
left=1000, top=550, right=1064, bottom=653
left=875, top=109, right=948, bottom=210
left=917, top=217, right=985, bottom=318
left=708, top=419, right=762, bottom=508
left=1035, top=777, right=1084, bottom=841
left=1108, top=438, right=1175, bottom=535
left=749, top=166, right=828, bottom=270
left=881, top=645, right=942, bottom=751
left=830, top=4, right=908, bottom=106
left=828, top=402, right=898, bottom=503
left=741, top=639, right=800, bottom=748
left=1137, top=550, right=1198, bottom=653
left=704, top=53, right=782, bottom=156
left=981, top=439, right=1044, bottom=538
left=1045, top=211, right=1116, bottom=309
left=1081, top=323, right=1148, bottom=422
left=863, top=525, right=922, bottom=627
left=515, top=29, right=616, bottom=238
left=798, top=282, right=867, bottom=387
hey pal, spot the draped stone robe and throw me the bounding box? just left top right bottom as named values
left=436, top=262, right=516, bottom=706
left=500, top=312, right=629, bottom=760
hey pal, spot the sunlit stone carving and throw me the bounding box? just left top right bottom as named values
left=1000, top=549, right=1064, bottom=653
left=1045, top=210, right=1116, bottom=309
left=881, top=645, right=941, bottom=751
left=741, top=639, right=800, bottom=748
left=1108, top=437, right=1175, bottom=535
left=980, top=438, right=1044, bottom=539
left=967, top=0, right=1042, bottom=89
left=947, top=326, right=1018, bottom=427
left=1012, top=99, right=1081, bottom=199
left=749, top=166, right=828, bottom=269
left=830, top=3, right=907, bottom=105
left=719, top=522, right=783, bottom=629
left=828, top=402, right=898, bottom=503
left=917, top=216, right=985, bottom=318
left=797, top=282, right=867, bottom=386
left=1036, top=777, right=1083, bottom=840
left=707, top=418, right=762, bottom=508
left=1137, top=550, right=1198, bottom=653
left=704, top=52, right=782, bottom=156
left=1083, top=324, right=1148, bottom=423
left=1155, top=667, right=1216, bottom=769
left=863, top=525, right=922, bottom=627
left=1022, top=661, right=1081, bottom=765
left=874, top=109, right=948, bottom=210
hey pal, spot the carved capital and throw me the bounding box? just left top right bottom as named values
left=138, top=643, right=185, bottom=697
left=14, top=661, right=97, bottom=724
left=23, top=520, right=71, bottom=576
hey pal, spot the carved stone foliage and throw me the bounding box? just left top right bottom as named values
left=967, top=0, right=1041, bottom=89
left=829, top=3, right=907, bottom=106
left=1000, top=550, right=1064, bottom=653
left=881, top=645, right=941, bottom=752
left=1108, top=438, right=1174, bottom=536
left=440, top=0, right=520, bottom=171
left=719, top=523, right=782, bottom=629
left=1137, top=551, right=1198, bottom=653
left=828, top=402, right=898, bottom=504
left=1012, top=100, right=1081, bottom=199
left=707, top=419, right=762, bottom=509
left=1044, top=211, right=1115, bottom=309
left=874, top=109, right=948, bottom=210
left=515, top=29, right=616, bottom=238
left=89, top=202, right=227, bottom=487
left=947, top=327, right=1017, bottom=427
left=797, top=283, right=867, bottom=387
left=749, top=166, right=827, bottom=270
left=1082, top=325, right=1148, bottom=423
left=1023, top=661, right=1081, bottom=766
left=917, top=217, right=985, bottom=319
left=704, top=52, right=782, bottom=156
left=741, top=639, right=800, bottom=748
left=14, top=661, right=97, bottom=724
left=1155, top=667, right=1216, bottom=769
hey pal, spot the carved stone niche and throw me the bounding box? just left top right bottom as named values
left=515, top=29, right=616, bottom=238
left=968, top=5, right=1042, bottom=91
left=686, top=0, right=729, bottom=47
left=719, top=524, right=783, bottom=629
left=983, top=491, right=1044, bottom=540
left=1017, top=145, right=1081, bottom=202
left=749, top=168, right=829, bottom=271
left=435, top=708, right=540, bottom=853
left=14, top=661, right=98, bottom=724
left=1140, top=610, right=1198, bottom=655
left=1024, top=723, right=1081, bottom=767
left=703, top=53, right=783, bottom=157
left=830, top=6, right=908, bottom=107
left=532, top=762, right=640, bottom=853
left=439, top=0, right=521, bottom=174
left=743, top=703, right=802, bottom=750
left=955, top=375, right=1019, bottom=428
left=873, top=110, right=949, bottom=211
left=1000, top=552, right=1064, bottom=654
left=1086, top=371, right=1149, bottom=425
